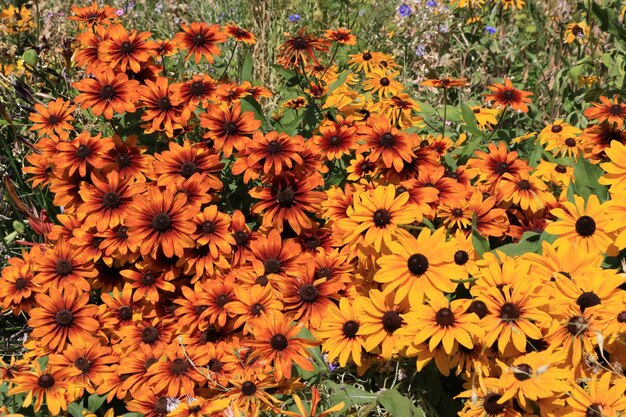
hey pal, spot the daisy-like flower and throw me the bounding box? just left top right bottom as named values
left=69, top=1, right=117, bottom=25
left=324, top=28, right=356, bottom=45
left=126, top=187, right=196, bottom=258
left=55, top=132, right=114, bottom=177
left=537, top=120, right=581, bottom=145
left=246, top=311, right=317, bottom=381
left=28, top=286, right=99, bottom=352
left=313, top=120, right=358, bottom=160
left=168, top=396, right=230, bottom=417
left=174, top=22, right=227, bottom=64
left=138, top=76, right=190, bottom=137
left=357, top=115, right=416, bottom=172
left=8, top=362, right=74, bottom=414
left=484, top=78, right=533, bottom=113
left=34, top=239, right=97, bottom=293
left=277, top=27, right=330, bottom=69
left=249, top=229, right=303, bottom=278
left=147, top=343, right=206, bottom=397
left=566, top=372, right=626, bottom=417
left=458, top=384, right=521, bottom=417
left=468, top=142, right=531, bottom=185
left=73, top=69, right=140, bottom=120
left=28, top=98, right=76, bottom=137
left=230, top=284, right=283, bottom=334
left=225, top=367, right=280, bottom=417
left=241, top=131, right=304, bottom=177
left=421, top=77, right=469, bottom=88
left=402, top=293, right=483, bottom=355
left=564, top=21, right=589, bottom=44
left=199, top=103, right=261, bottom=157
left=98, top=24, right=157, bottom=72
left=315, top=298, right=364, bottom=366
left=363, top=69, right=404, bottom=97
left=583, top=95, right=626, bottom=128
left=0, top=250, right=36, bottom=314
left=224, top=22, right=257, bottom=44
left=375, top=227, right=464, bottom=307
left=172, top=74, right=217, bottom=111
left=498, top=172, right=555, bottom=212
left=470, top=106, right=499, bottom=129
left=545, top=194, right=616, bottom=255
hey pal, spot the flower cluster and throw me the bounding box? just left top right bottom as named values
left=1, top=2, right=626, bottom=417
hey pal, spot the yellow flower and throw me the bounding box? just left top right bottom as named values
left=564, top=21, right=590, bottom=44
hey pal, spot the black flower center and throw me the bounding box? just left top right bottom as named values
left=572, top=25, right=584, bottom=36
left=576, top=291, right=601, bottom=312
left=372, top=209, right=391, bottom=227
left=216, top=294, right=230, bottom=307
left=157, top=97, right=171, bottom=111
left=223, top=121, right=238, bottom=135
left=55, top=308, right=74, bottom=326
left=567, top=315, right=588, bottom=335
left=251, top=303, right=264, bottom=316
left=152, top=213, right=172, bottom=232
left=170, top=358, right=189, bottom=375
left=452, top=208, right=464, bottom=217
left=75, top=357, right=92, bottom=373
left=241, top=381, right=257, bottom=396
left=454, top=250, right=469, bottom=265
left=193, top=34, right=206, bottom=46
left=155, top=397, right=169, bottom=415
left=233, top=230, right=248, bottom=246
left=317, top=267, right=331, bottom=278
left=56, top=259, right=73, bottom=276
left=555, top=164, right=567, bottom=173
left=435, top=308, right=455, bottom=327
left=329, top=135, right=341, bottom=146
left=513, top=363, right=532, bottom=381
left=101, top=85, right=116, bottom=99
left=363, top=52, right=372, bottom=60
left=495, top=162, right=509, bottom=175
left=102, top=191, right=121, bottom=208
left=267, top=140, right=282, bottom=154
left=180, top=161, right=197, bottom=178
left=468, top=300, right=488, bottom=319
left=201, top=221, right=216, bottom=234
left=47, top=115, right=60, bottom=125
left=609, top=104, right=623, bottom=115
left=517, top=180, right=531, bottom=190
left=382, top=310, right=403, bottom=332
left=575, top=215, right=596, bottom=237
left=37, top=374, right=55, bottom=388
left=141, top=273, right=156, bottom=285
left=118, top=306, right=132, bottom=321
left=500, top=302, right=520, bottom=320
left=14, top=278, right=28, bottom=290
left=255, top=275, right=269, bottom=286
left=565, top=138, right=576, bottom=147
left=342, top=320, right=360, bottom=338
left=270, top=333, right=289, bottom=350
left=76, top=144, right=92, bottom=159
left=618, top=311, right=626, bottom=323
left=264, top=258, right=281, bottom=274
left=276, top=187, right=296, bottom=206
left=292, top=36, right=307, bottom=49
left=116, top=153, right=131, bottom=167
left=502, top=90, right=516, bottom=101
left=142, top=326, right=159, bottom=343
left=120, top=41, right=135, bottom=54
left=551, top=124, right=563, bottom=133
left=299, top=284, right=319, bottom=302
left=483, top=393, right=505, bottom=415
left=190, top=81, right=206, bottom=96
left=208, top=358, right=223, bottom=372
left=380, top=132, right=395, bottom=147
left=407, top=253, right=429, bottom=275
left=380, top=77, right=390, bottom=86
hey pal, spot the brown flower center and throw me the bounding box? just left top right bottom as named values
left=155, top=397, right=169, bottom=415
left=152, top=212, right=172, bottom=232
left=201, top=221, right=216, bottom=234
left=380, top=77, right=390, bottom=86
left=513, top=363, right=532, bottom=381
left=407, top=253, right=429, bottom=275
left=76, top=144, right=92, bottom=159
left=102, top=191, right=121, bottom=208
left=468, top=300, right=489, bottom=319
left=215, top=294, right=230, bottom=307
left=241, top=381, right=257, bottom=396
left=435, top=308, right=455, bottom=326
left=609, top=104, right=623, bottom=115
left=299, top=284, right=319, bottom=302
left=75, top=357, right=92, bottom=373
left=618, top=311, right=626, bottom=323
left=142, top=326, right=159, bottom=343
left=372, top=209, right=392, bottom=227
left=483, top=393, right=505, bottom=415
left=251, top=303, right=264, bottom=316
left=567, top=315, right=588, bottom=335
left=382, top=310, right=403, bottom=332
left=576, top=291, right=601, bottom=312
left=454, top=250, right=469, bottom=265
left=233, top=230, right=248, bottom=246
left=380, top=132, right=395, bottom=146
left=551, top=124, right=563, bottom=133
left=118, top=306, right=132, bottom=321
left=37, top=374, right=55, bottom=388
left=55, top=309, right=74, bottom=326
left=342, top=320, right=360, bottom=338
left=276, top=187, right=296, bottom=206
left=329, top=135, right=341, bottom=145
left=586, top=404, right=603, bottom=417
left=180, top=161, right=197, bottom=178
left=255, top=275, right=269, bottom=286
left=500, top=302, right=520, bottom=320
left=14, top=277, right=28, bottom=290
left=223, top=121, right=238, bottom=135
left=270, top=333, right=289, bottom=350
left=517, top=180, right=531, bottom=190
left=189, top=81, right=206, bottom=96
left=120, top=41, right=135, bottom=54
left=157, top=96, right=172, bottom=111
left=56, top=259, right=73, bottom=276
left=292, top=36, right=307, bottom=49
left=193, top=33, right=206, bottom=46
left=116, top=153, right=131, bottom=167
left=47, top=115, right=60, bottom=125
left=100, top=85, right=116, bottom=99
left=363, top=52, right=372, bottom=60
left=141, top=273, right=156, bottom=285
left=575, top=215, right=596, bottom=237
left=208, top=358, right=223, bottom=372
left=170, top=358, right=189, bottom=375
left=263, top=258, right=281, bottom=274
left=555, top=164, right=567, bottom=173
left=267, top=140, right=282, bottom=154
left=565, top=138, right=576, bottom=147
left=495, top=162, right=509, bottom=175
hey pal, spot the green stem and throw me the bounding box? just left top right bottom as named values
left=219, top=43, right=238, bottom=81
left=441, top=86, right=448, bottom=137
left=486, top=107, right=508, bottom=142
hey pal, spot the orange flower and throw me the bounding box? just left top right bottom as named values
left=138, top=76, right=190, bottom=137
left=8, top=362, right=74, bottom=414
left=484, top=77, right=533, bottom=113
left=98, top=24, right=157, bottom=72
left=54, top=132, right=114, bottom=177
left=151, top=140, right=223, bottom=187
left=28, top=98, right=76, bottom=137
left=357, top=115, right=416, bottom=172
left=171, top=74, right=218, bottom=111
left=73, top=68, right=140, bottom=120
left=324, top=28, right=357, bottom=45
left=28, top=286, right=99, bottom=352
left=421, top=77, right=469, bottom=88
left=74, top=25, right=110, bottom=71
left=34, top=239, right=97, bottom=293
left=69, top=1, right=117, bottom=25
left=583, top=95, right=626, bottom=128
left=225, top=22, right=257, bottom=44
left=174, top=22, right=227, bottom=64
left=147, top=343, right=206, bottom=397
left=277, top=28, right=330, bottom=69
left=242, top=131, right=305, bottom=177
left=199, top=103, right=261, bottom=157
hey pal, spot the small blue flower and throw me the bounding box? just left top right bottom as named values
left=426, top=0, right=437, bottom=7
left=485, top=26, right=497, bottom=35
left=398, top=4, right=412, bottom=17
left=415, top=45, right=426, bottom=57
left=288, top=14, right=301, bottom=22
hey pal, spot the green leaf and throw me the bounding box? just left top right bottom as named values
left=377, top=389, right=416, bottom=417
left=87, top=393, right=107, bottom=412
left=67, top=403, right=86, bottom=417
left=327, top=70, right=350, bottom=94
left=572, top=157, right=608, bottom=201
left=324, top=381, right=378, bottom=412
left=460, top=103, right=486, bottom=139
left=241, top=50, right=253, bottom=81
left=240, top=96, right=270, bottom=128
left=472, top=217, right=490, bottom=256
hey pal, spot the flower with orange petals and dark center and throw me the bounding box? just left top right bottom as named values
left=73, top=69, right=140, bottom=120
left=484, top=78, right=533, bottom=113
left=174, top=22, right=227, bottom=64
left=199, top=103, right=261, bottom=157
left=98, top=24, right=157, bottom=72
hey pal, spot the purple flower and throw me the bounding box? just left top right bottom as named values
left=415, top=45, right=426, bottom=57
left=426, top=0, right=437, bottom=7
left=115, top=9, right=124, bottom=16
left=288, top=14, right=301, bottom=22
left=485, top=26, right=496, bottom=35
left=398, top=4, right=412, bottom=17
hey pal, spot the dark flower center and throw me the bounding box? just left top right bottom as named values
left=317, top=267, right=332, bottom=278
left=193, top=34, right=206, bottom=46
left=208, top=358, right=223, bottom=372
left=502, top=90, right=516, bottom=101
left=276, top=187, right=296, bottom=206
left=189, top=405, right=201, bottom=414
left=380, top=77, right=390, bottom=86
left=75, top=357, right=92, bottom=373
left=551, top=124, right=563, bottom=133
left=306, top=237, right=322, bottom=251
left=342, top=320, right=360, bottom=338
left=92, top=237, right=104, bottom=248
left=14, top=278, right=28, bottom=290
left=517, top=180, right=531, bottom=190
left=575, top=215, right=596, bottom=237
left=170, top=358, right=189, bottom=375
left=264, top=258, right=281, bottom=274
left=55, top=259, right=73, bottom=276
left=513, top=363, right=532, bottom=381
left=572, top=25, right=584, bottom=36
left=37, top=374, right=55, bottom=388
left=565, top=138, right=576, bottom=147
left=76, top=144, right=92, bottom=159
left=118, top=306, right=132, bottom=321
left=363, top=52, right=372, bottom=60
left=152, top=212, right=172, bottom=232
left=270, top=333, right=289, bottom=350
left=452, top=208, right=464, bottom=217
left=483, top=393, right=505, bottom=415
left=141, top=273, right=156, bottom=285
left=618, top=311, right=626, bottom=323
left=395, top=186, right=407, bottom=195
left=120, top=41, right=135, bottom=54
left=195, top=305, right=208, bottom=315
left=241, top=381, right=257, bottom=396
left=382, top=311, right=403, bottom=332
left=609, top=104, right=623, bottom=115
left=586, top=404, right=602, bottom=417
left=372, top=209, right=392, bottom=227
left=435, top=308, right=455, bottom=327
left=576, top=291, right=601, bottom=312
left=500, top=302, right=520, bottom=320
left=299, top=284, right=319, bottom=302
left=233, top=230, right=248, bottom=246
left=407, top=253, right=429, bottom=275
left=567, top=315, right=588, bottom=335
left=255, top=275, right=269, bottom=286
left=495, top=162, right=509, bottom=175
left=267, top=140, right=282, bottom=154
left=102, top=191, right=121, bottom=208
left=180, top=161, right=197, bottom=178
left=329, top=135, right=341, bottom=146
left=157, top=97, right=172, bottom=111
left=223, top=121, right=238, bottom=135
left=201, top=221, right=216, bottom=234
left=142, top=326, right=159, bottom=343
left=468, top=300, right=489, bottom=319
left=292, top=36, right=307, bottom=49
left=380, top=132, right=395, bottom=147
left=155, top=397, right=169, bottom=415
left=189, top=81, right=206, bottom=96
left=215, top=294, right=230, bottom=307
left=55, top=308, right=74, bottom=326
left=47, top=115, right=60, bottom=125
left=251, top=303, right=264, bottom=316
left=116, top=153, right=131, bottom=167
left=101, top=85, right=116, bottom=99
left=454, top=250, right=469, bottom=265
left=555, top=164, right=567, bottom=173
